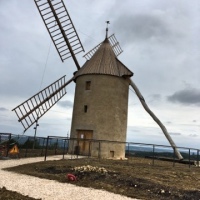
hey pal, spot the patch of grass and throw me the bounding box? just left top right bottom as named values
left=5, top=157, right=200, bottom=200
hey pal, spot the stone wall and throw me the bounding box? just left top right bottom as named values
left=70, top=74, right=130, bottom=159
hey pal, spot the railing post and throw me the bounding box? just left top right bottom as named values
left=88, top=141, right=91, bottom=158
left=173, top=147, right=175, bottom=167
left=98, top=141, right=101, bottom=161
left=25, top=137, right=29, bottom=157
left=41, top=138, right=46, bottom=156
left=44, top=136, right=49, bottom=161
left=127, top=142, right=130, bottom=165
left=76, top=140, right=79, bottom=158
left=55, top=139, right=58, bottom=155
left=152, top=145, right=155, bottom=166
left=6, top=133, right=12, bottom=157
left=189, top=148, right=191, bottom=168
left=71, top=139, right=74, bottom=159
left=66, top=138, right=69, bottom=154
left=128, top=143, right=130, bottom=158
left=62, top=139, right=66, bottom=159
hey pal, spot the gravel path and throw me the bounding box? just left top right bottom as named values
left=0, top=156, right=138, bottom=200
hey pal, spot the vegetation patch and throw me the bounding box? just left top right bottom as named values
left=4, top=157, right=200, bottom=200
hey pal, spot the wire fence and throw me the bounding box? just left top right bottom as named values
left=0, top=133, right=199, bottom=168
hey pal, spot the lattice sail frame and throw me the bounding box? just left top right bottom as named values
left=83, top=34, right=123, bottom=60
left=12, top=76, right=72, bottom=132
left=34, top=0, right=84, bottom=68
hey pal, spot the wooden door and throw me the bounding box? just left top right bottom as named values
left=77, top=130, right=93, bottom=155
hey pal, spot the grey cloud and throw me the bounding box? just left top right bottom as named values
left=0, top=107, right=8, bottom=112
left=189, top=134, right=198, bottom=137
left=127, top=126, right=141, bottom=133
left=169, top=132, right=181, bottom=136
left=151, top=94, right=161, bottom=100
left=113, top=13, right=176, bottom=45
left=0, top=0, right=75, bottom=100
left=130, top=129, right=141, bottom=133
left=167, top=88, right=200, bottom=105
left=0, top=0, right=200, bottom=149
left=147, top=94, right=162, bottom=104
left=57, top=100, right=73, bottom=108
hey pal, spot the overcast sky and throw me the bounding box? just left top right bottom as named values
left=0, top=0, right=200, bottom=149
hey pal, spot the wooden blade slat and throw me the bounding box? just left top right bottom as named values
left=34, top=0, right=84, bottom=69
left=83, top=34, right=123, bottom=60
left=12, top=76, right=73, bottom=132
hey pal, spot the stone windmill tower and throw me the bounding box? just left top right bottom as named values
left=70, top=33, right=133, bottom=158
left=12, top=0, right=183, bottom=160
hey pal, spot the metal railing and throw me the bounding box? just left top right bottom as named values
left=43, top=136, right=200, bottom=168
left=1, top=133, right=199, bottom=168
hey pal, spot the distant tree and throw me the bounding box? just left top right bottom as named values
left=1, top=138, right=19, bottom=148
left=49, top=142, right=58, bottom=150
left=20, top=139, right=40, bottom=149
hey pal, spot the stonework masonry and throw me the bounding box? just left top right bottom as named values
left=70, top=74, right=130, bottom=158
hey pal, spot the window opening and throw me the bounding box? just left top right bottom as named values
left=110, top=151, right=114, bottom=158
left=84, top=105, right=88, bottom=113
left=85, top=81, right=91, bottom=90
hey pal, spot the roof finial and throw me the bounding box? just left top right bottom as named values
left=106, top=21, right=110, bottom=39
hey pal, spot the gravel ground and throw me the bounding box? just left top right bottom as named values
left=0, top=156, right=138, bottom=200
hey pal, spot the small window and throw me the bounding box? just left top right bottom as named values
left=84, top=105, right=88, bottom=113
left=110, top=151, right=114, bottom=158
left=85, top=81, right=91, bottom=90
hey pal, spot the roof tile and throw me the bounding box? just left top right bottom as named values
left=74, top=38, right=133, bottom=78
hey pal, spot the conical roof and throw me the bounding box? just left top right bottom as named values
left=74, top=38, right=133, bottom=79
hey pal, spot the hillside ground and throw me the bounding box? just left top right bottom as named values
left=3, top=157, right=200, bottom=200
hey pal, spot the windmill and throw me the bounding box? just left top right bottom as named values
left=12, top=0, right=183, bottom=160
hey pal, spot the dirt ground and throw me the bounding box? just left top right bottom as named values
left=0, top=187, right=41, bottom=200
left=3, top=157, right=200, bottom=200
